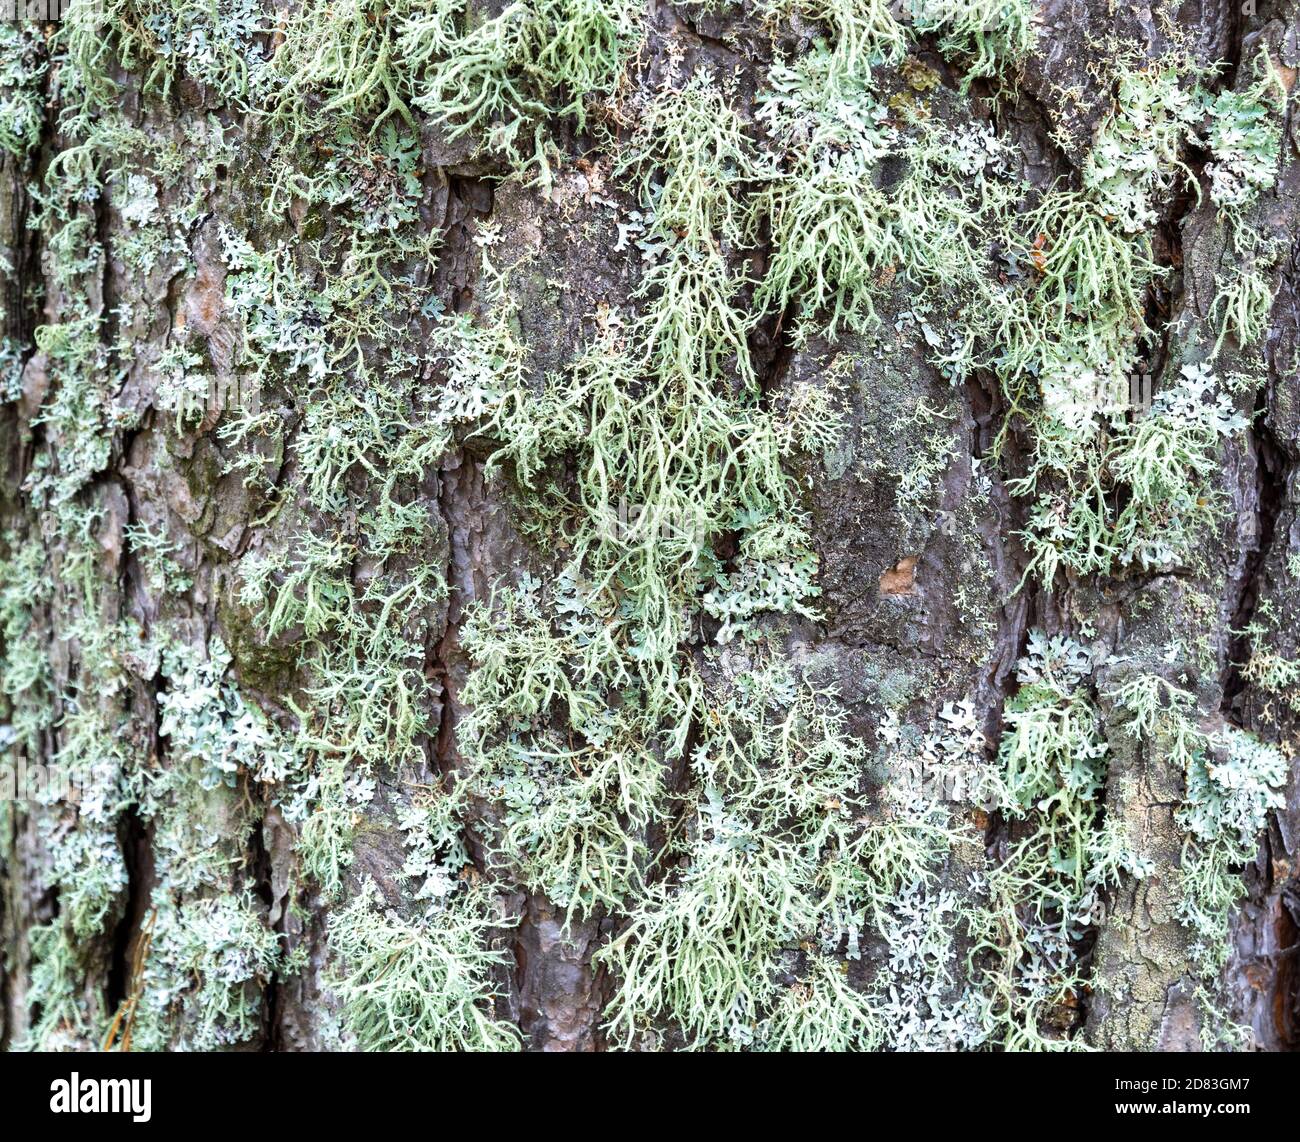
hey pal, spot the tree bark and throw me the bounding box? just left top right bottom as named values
left=1, top=0, right=1298, bottom=1052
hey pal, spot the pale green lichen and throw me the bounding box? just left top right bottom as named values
left=596, top=656, right=872, bottom=1048
left=1111, top=666, right=1287, bottom=1046
left=400, top=0, right=641, bottom=177
left=906, top=0, right=1035, bottom=91
left=970, top=632, right=1117, bottom=1050
left=328, top=880, right=519, bottom=1052
left=2, top=0, right=1291, bottom=1058
left=0, top=23, right=47, bottom=161
left=127, top=892, right=297, bottom=1052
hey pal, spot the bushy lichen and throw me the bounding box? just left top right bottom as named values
left=402, top=0, right=641, bottom=177
left=2, top=0, right=1291, bottom=1057
left=0, top=23, right=47, bottom=161
left=595, top=656, right=872, bottom=1048
left=328, top=880, right=519, bottom=1051
left=1110, top=666, right=1287, bottom=1045
left=971, top=632, right=1115, bottom=1048
left=125, top=893, right=296, bottom=1051
left=906, top=0, right=1034, bottom=91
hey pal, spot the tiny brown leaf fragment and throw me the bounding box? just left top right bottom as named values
left=879, top=555, right=919, bottom=596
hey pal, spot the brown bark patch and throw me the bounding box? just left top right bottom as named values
left=879, top=556, right=919, bottom=596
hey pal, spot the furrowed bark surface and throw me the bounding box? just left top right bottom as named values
left=0, top=0, right=1298, bottom=1052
